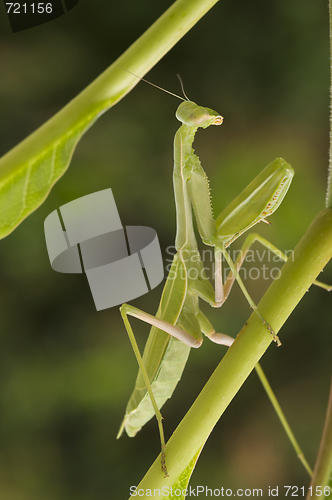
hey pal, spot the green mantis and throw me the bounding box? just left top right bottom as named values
left=116, top=90, right=295, bottom=474
left=116, top=80, right=331, bottom=477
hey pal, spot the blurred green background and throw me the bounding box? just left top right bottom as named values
left=0, top=1, right=331, bottom=498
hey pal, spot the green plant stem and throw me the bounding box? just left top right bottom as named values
left=0, top=0, right=219, bottom=237
left=306, top=381, right=332, bottom=500
left=130, top=208, right=332, bottom=497
left=327, top=0, right=332, bottom=208
left=255, top=363, right=313, bottom=477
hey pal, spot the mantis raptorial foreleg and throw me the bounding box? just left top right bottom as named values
left=187, top=153, right=295, bottom=345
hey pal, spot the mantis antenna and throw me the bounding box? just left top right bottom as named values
left=117, top=65, right=185, bottom=101
left=176, top=74, right=190, bottom=101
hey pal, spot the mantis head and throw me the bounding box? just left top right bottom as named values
left=176, top=101, right=223, bottom=128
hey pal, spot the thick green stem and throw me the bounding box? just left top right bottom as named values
left=131, top=208, right=332, bottom=496
left=306, top=381, right=332, bottom=500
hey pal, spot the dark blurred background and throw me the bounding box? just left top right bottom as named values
left=0, top=1, right=331, bottom=498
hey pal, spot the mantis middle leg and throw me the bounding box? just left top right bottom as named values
left=222, top=233, right=332, bottom=297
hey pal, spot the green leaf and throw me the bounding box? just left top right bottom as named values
left=0, top=112, right=100, bottom=238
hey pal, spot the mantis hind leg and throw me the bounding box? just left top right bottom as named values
left=119, top=303, right=204, bottom=477
left=121, top=304, right=203, bottom=348
left=120, top=304, right=169, bottom=477
left=196, top=308, right=313, bottom=473
left=196, top=310, right=234, bottom=346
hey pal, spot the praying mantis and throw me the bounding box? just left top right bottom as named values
left=116, top=75, right=330, bottom=477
